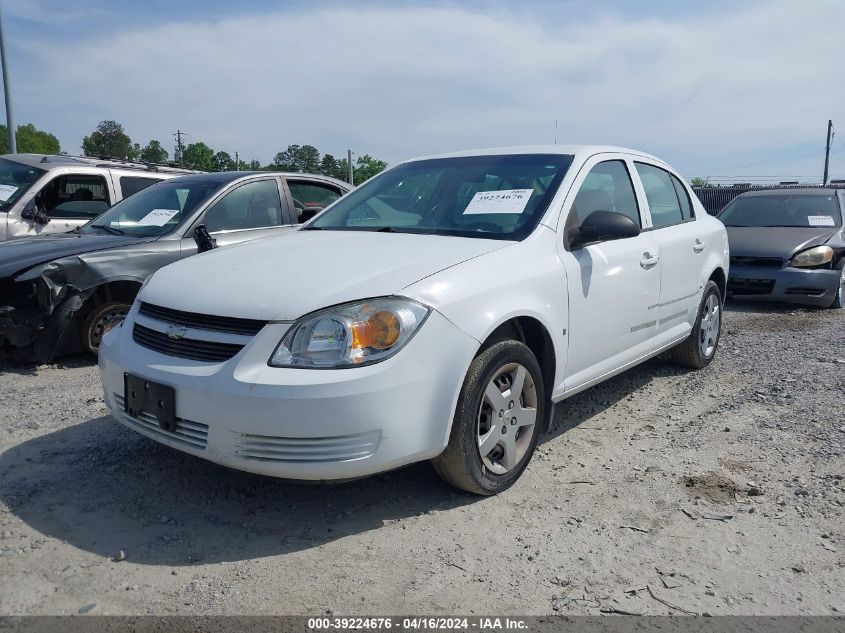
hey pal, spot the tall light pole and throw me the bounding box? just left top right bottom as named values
left=823, top=119, right=833, bottom=186
left=0, top=3, right=16, bottom=153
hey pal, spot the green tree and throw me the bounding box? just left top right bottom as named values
left=214, top=151, right=235, bottom=172
left=82, top=120, right=136, bottom=159
left=690, top=177, right=711, bottom=187
left=139, top=140, right=168, bottom=164
left=0, top=123, right=61, bottom=154
left=354, top=154, right=388, bottom=184
left=181, top=142, right=216, bottom=171
left=319, top=154, right=339, bottom=177
left=272, top=144, right=321, bottom=173
left=247, top=159, right=261, bottom=170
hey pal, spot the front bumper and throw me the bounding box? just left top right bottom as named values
left=98, top=305, right=480, bottom=481
left=727, top=264, right=840, bottom=308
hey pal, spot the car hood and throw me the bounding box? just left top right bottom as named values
left=0, top=232, right=157, bottom=278
left=726, top=226, right=839, bottom=258
left=142, top=230, right=512, bottom=320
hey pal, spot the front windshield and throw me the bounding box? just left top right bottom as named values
left=719, top=193, right=843, bottom=228
left=0, top=157, right=44, bottom=210
left=308, top=154, right=573, bottom=240
left=81, top=179, right=221, bottom=237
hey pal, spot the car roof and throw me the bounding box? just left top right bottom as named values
left=405, top=144, right=665, bottom=164
left=163, top=171, right=352, bottom=187
left=738, top=188, right=841, bottom=197
left=2, top=153, right=199, bottom=175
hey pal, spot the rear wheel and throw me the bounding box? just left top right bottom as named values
left=830, top=261, right=845, bottom=309
left=82, top=301, right=131, bottom=355
left=432, top=340, right=544, bottom=495
left=669, top=280, right=722, bottom=369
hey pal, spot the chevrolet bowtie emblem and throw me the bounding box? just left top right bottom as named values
left=165, top=324, right=188, bottom=340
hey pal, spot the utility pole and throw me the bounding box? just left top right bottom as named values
left=823, top=119, right=833, bottom=186
left=0, top=4, right=16, bottom=153
left=174, top=130, right=185, bottom=165
left=347, top=148, right=354, bottom=185
left=234, top=151, right=238, bottom=171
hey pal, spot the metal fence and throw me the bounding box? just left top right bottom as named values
left=691, top=184, right=845, bottom=216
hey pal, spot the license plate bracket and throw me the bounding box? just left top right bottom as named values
left=124, top=373, right=176, bottom=432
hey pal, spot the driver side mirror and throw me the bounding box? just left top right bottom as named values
left=567, top=210, right=640, bottom=250
left=21, top=198, right=49, bottom=225
left=194, top=224, right=217, bottom=253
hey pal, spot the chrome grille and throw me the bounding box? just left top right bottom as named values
left=234, top=430, right=381, bottom=463
left=133, top=323, right=243, bottom=362
left=139, top=302, right=268, bottom=336
left=113, top=393, right=208, bottom=450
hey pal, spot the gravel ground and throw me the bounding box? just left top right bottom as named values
left=0, top=302, right=843, bottom=616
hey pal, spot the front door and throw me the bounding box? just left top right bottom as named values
left=558, top=157, right=661, bottom=391
left=181, top=178, right=292, bottom=257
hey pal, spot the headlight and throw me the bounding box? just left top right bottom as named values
left=790, top=245, right=833, bottom=268
left=269, top=297, right=430, bottom=368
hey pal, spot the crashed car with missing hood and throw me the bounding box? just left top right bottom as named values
left=719, top=188, right=845, bottom=308
left=0, top=170, right=350, bottom=362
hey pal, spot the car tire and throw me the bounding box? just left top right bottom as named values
left=431, top=340, right=545, bottom=495
left=669, top=280, right=722, bottom=369
left=83, top=301, right=131, bottom=355
left=829, top=260, right=845, bottom=309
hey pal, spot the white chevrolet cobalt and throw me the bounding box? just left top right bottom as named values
left=99, top=146, right=729, bottom=495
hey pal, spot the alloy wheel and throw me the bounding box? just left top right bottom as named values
left=476, top=362, right=538, bottom=474
left=698, top=293, right=720, bottom=358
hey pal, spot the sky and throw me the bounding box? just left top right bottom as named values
left=2, top=0, right=844, bottom=182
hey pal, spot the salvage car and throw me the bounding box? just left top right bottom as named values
left=0, top=154, right=198, bottom=241
left=99, top=146, right=729, bottom=495
left=719, top=189, right=845, bottom=308
left=0, top=171, right=350, bottom=362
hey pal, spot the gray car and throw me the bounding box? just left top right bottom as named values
left=719, top=188, right=845, bottom=308
left=0, top=171, right=350, bottom=362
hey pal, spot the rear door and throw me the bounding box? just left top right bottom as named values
left=558, top=155, right=661, bottom=390
left=282, top=178, right=346, bottom=223
left=633, top=161, right=704, bottom=348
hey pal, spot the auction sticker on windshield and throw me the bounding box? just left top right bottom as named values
left=463, top=189, right=532, bottom=214
left=808, top=215, right=835, bottom=227
left=0, top=184, right=18, bottom=201
left=137, top=208, right=180, bottom=226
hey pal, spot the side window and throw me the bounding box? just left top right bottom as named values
left=287, top=181, right=342, bottom=223
left=120, top=176, right=161, bottom=199
left=635, top=163, right=684, bottom=229
left=670, top=174, right=694, bottom=220
left=39, top=174, right=111, bottom=219
left=203, top=179, right=283, bottom=232
left=570, top=160, right=640, bottom=227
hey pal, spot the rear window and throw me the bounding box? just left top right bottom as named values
left=719, top=194, right=842, bottom=228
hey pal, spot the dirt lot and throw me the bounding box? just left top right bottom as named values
left=0, top=303, right=843, bottom=616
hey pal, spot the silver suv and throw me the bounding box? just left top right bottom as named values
left=0, top=154, right=198, bottom=241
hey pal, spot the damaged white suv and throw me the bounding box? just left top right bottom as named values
left=99, top=146, right=729, bottom=495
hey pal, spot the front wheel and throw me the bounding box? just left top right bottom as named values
left=83, top=301, right=131, bottom=355
left=431, top=340, right=545, bottom=495
left=669, top=280, right=722, bottom=369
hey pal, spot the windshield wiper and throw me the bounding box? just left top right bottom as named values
left=375, top=226, right=398, bottom=232
left=90, top=224, right=126, bottom=235
left=299, top=226, right=323, bottom=230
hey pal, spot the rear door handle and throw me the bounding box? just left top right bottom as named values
left=640, top=253, right=660, bottom=268
left=694, top=239, right=706, bottom=253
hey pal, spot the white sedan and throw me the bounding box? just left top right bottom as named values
left=99, top=146, right=729, bottom=495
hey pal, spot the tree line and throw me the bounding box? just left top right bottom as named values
left=80, top=120, right=387, bottom=183
left=0, top=119, right=388, bottom=184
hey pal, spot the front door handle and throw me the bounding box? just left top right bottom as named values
left=694, top=239, right=706, bottom=253
left=640, top=253, right=660, bottom=268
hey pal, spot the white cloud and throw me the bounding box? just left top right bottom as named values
left=14, top=1, right=845, bottom=179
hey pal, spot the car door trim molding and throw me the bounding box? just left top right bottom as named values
left=630, top=319, right=656, bottom=333
left=658, top=309, right=688, bottom=325
left=648, top=289, right=700, bottom=310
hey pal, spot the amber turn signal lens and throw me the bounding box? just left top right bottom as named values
left=350, top=310, right=402, bottom=351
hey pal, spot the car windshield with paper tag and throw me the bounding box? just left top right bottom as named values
left=309, top=154, right=573, bottom=239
